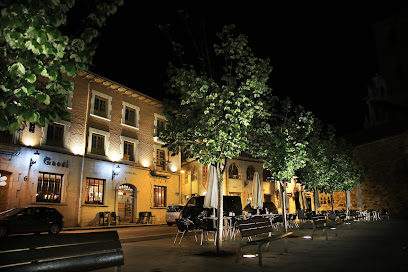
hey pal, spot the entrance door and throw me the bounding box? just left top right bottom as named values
left=117, top=184, right=134, bottom=222
left=0, top=171, right=10, bottom=212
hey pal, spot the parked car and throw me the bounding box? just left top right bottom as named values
left=0, top=206, right=64, bottom=238
left=243, top=201, right=279, bottom=215
left=166, top=204, right=183, bottom=226
left=180, top=196, right=242, bottom=220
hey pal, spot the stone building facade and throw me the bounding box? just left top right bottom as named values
left=0, top=72, right=182, bottom=227
left=180, top=154, right=315, bottom=214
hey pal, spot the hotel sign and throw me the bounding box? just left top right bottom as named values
left=44, top=157, right=69, bottom=168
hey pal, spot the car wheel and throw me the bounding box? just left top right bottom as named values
left=167, top=223, right=173, bottom=226
left=0, top=225, right=8, bottom=238
left=49, top=223, right=61, bottom=235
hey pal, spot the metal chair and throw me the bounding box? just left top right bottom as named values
left=110, top=212, right=120, bottom=225
left=174, top=217, right=198, bottom=245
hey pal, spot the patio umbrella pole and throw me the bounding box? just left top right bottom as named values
left=280, top=181, right=288, bottom=233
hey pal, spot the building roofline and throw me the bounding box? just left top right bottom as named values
left=79, top=71, right=162, bottom=108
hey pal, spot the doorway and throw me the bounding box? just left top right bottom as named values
left=0, top=170, right=11, bottom=212
left=117, top=184, right=135, bottom=223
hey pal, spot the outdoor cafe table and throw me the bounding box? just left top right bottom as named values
left=202, top=216, right=234, bottom=241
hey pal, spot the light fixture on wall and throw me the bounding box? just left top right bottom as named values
left=30, top=151, right=40, bottom=167
left=112, top=165, right=120, bottom=179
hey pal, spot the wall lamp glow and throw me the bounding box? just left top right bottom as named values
left=112, top=165, right=120, bottom=179
left=30, top=151, right=40, bottom=167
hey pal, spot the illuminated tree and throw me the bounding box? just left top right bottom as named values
left=161, top=25, right=272, bottom=254
left=298, top=123, right=365, bottom=212
left=0, top=0, right=124, bottom=132
left=247, top=97, right=314, bottom=231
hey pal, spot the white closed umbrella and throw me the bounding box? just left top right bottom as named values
left=251, top=172, right=263, bottom=214
left=204, top=164, right=218, bottom=216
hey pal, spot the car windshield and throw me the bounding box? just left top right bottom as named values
left=167, top=205, right=183, bottom=212
left=0, top=207, right=23, bottom=216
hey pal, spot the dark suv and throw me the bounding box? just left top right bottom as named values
left=180, top=196, right=242, bottom=220
left=243, top=202, right=279, bottom=215
left=0, top=206, right=64, bottom=238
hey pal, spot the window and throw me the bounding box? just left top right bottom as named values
left=154, top=113, right=166, bottom=143
left=202, top=166, right=208, bottom=189
left=87, top=128, right=110, bottom=156
left=154, top=185, right=166, bottom=207
left=94, top=96, right=107, bottom=117
left=263, top=169, right=272, bottom=181
left=41, top=121, right=70, bottom=148
left=85, top=178, right=104, bottom=204
left=247, top=165, right=255, bottom=180
left=91, top=134, right=105, bottom=155
left=156, top=149, right=166, bottom=170
left=90, top=90, right=112, bottom=120
left=228, top=163, right=240, bottom=179
left=36, top=172, right=62, bottom=203
left=120, top=136, right=139, bottom=162
left=123, top=141, right=134, bottom=161
left=156, top=119, right=165, bottom=137
left=122, top=102, right=139, bottom=128
left=46, top=123, right=64, bottom=147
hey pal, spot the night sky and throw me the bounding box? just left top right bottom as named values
left=85, top=0, right=405, bottom=136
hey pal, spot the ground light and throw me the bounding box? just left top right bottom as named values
left=303, top=236, right=312, bottom=239
left=243, top=254, right=258, bottom=258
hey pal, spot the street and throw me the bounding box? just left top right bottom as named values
left=66, top=219, right=408, bottom=272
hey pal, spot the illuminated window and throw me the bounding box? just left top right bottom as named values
left=202, top=166, right=208, bottom=189
left=154, top=185, right=166, bottom=207
left=156, top=149, right=166, bottom=170
left=85, top=178, right=104, bottom=204
left=36, top=172, right=62, bottom=203
left=247, top=165, right=255, bottom=180
left=228, top=163, right=241, bottom=179
left=46, top=123, right=64, bottom=147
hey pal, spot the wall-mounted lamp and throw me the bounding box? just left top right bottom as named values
left=112, top=165, right=120, bottom=179
left=30, top=151, right=40, bottom=167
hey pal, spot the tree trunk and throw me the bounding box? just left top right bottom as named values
left=280, top=181, right=288, bottom=233
left=314, top=188, right=319, bottom=215
left=216, top=162, right=223, bottom=255
left=330, top=193, right=334, bottom=212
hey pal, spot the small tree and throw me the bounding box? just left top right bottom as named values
left=161, top=25, right=272, bottom=254
left=248, top=97, right=314, bottom=232
left=0, top=0, right=124, bottom=132
left=299, top=123, right=365, bottom=213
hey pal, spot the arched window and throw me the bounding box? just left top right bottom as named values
left=263, top=169, right=272, bottom=181
left=247, top=165, right=255, bottom=180
left=228, top=163, right=241, bottom=179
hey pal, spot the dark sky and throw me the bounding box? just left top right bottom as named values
left=87, top=0, right=404, bottom=136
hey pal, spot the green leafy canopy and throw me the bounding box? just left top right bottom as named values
left=0, top=0, right=124, bottom=132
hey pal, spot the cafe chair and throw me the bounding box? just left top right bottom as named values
left=110, top=212, right=120, bottom=225
left=174, top=217, right=198, bottom=245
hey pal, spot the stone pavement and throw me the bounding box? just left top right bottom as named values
left=93, top=218, right=408, bottom=272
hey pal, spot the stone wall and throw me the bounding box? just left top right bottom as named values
left=326, top=132, right=408, bottom=217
